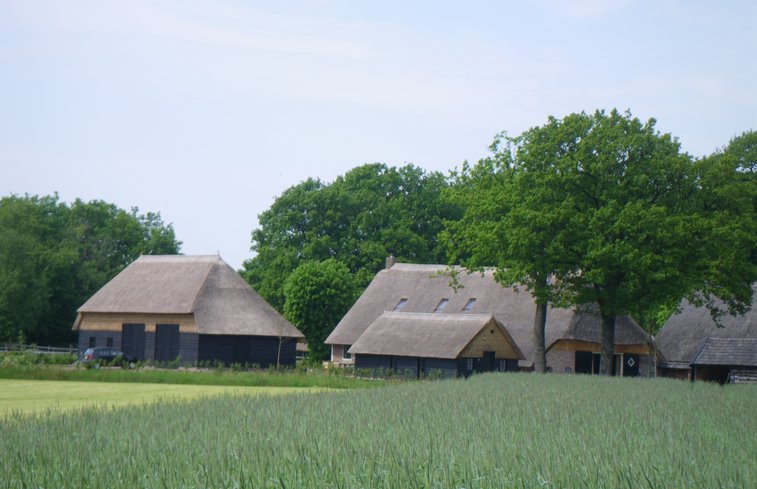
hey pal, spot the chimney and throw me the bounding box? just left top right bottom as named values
left=386, top=255, right=396, bottom=269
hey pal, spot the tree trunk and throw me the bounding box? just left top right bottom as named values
left=533, top=300, right=548, bottom=373
left=599, top=312, right=616, bottom=376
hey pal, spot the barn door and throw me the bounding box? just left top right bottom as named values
left=155, top=324, right=180, bottom=362
left=483, top=351, right=496, bottom=372
left=121, top=323, right=145, bottom=361
left=623, top=354, right=640, bottom=377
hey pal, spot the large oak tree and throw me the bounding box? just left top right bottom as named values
left=446, top=111, right=756, bottom=375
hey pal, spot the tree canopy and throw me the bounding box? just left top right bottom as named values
left=282, top=259, right=358, bottom=361
left=444, top=110, right=756, bottom=375
left=243, top=163, right=460, bottom=311
left=0, top=194, right=181, bottom=345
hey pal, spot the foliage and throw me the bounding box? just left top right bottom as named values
left=691, top=129, right=757, bottom=319
left=243, top=163, right=460, bottom=310
left=0, top=194, right=181, bottom=345
left=1, top=374, right=755, bottom=487
left=283, top=259, right=359, bottom=360
left=442, top=135, right=568, bottom=372
left=444, top=111, right=756, bottom=375
left=0, top=352, right=77, bottom=367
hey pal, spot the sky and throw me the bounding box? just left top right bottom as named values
left=2, top=1, right=755, bottom=270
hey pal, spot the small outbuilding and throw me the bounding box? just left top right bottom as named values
left=73, top=255, right=304, bottom=367
left=657, top=284, right=757, bottom=383
left=349, top=312, right=524, bottom=378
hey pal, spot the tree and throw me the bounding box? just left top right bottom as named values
left=0, top=194, right=182, bottom=345
left=282, top=259, right=358, bottom=360
left=243, top=163, right=460, bottom=311
left=445, top=110, right=756, bottom=375
left=443, top=135, right=577, bottom=373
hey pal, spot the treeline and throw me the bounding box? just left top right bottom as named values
left=0, top=195, right=181, bottom=345
left=2, top=109, right=754, bottom=359
left=245, top=110, right=756, bottom=363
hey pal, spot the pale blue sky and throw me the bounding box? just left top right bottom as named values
left=2, top=1, right=755, bottom=269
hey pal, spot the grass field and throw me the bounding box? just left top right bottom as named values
left=1, top=373, right=755, bottom=488
left=0, top=379, right=322, bottom=415
left=0, top=364, right=377, bottom=389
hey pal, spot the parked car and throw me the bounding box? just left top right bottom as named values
left=81, top=347, right=136, bottom=365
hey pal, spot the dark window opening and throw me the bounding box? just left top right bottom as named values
left=106, top=337, right=113, bottom=347
left=88, top=336, right=96, bottom=348
left=393, top=298, right=408, bottom=311
left=463, top=298, right=477, bottom=311
left=343, top=345, right=352, bottom=360
left=434, top=298, right=449, bottom=313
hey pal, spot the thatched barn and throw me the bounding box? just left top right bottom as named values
left=349, top=312, right=524, bottom=378
left=326, top=260, right=654, bottom=376
left=657, top=284, right=757, bottom=383
left=73, top=255, right=304, bottom=367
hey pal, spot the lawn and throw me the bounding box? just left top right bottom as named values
left=0, top=379, right=321, bottom=416
left=1, top=373, right=755, bottom=488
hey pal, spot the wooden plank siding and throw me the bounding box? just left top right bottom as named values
left=78, top=329, right=199, bottom=365
left=198, top=335, right=296, bottom=368
left=77, top=313, right=198, bottom=333
left=460, top=322, right=522, bottom=359
left=355, top=354, right=462, bottom=379
left=549, top=339, right=651, bottom=355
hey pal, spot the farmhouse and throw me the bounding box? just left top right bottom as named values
left=73, top=255, right=304, bottom=367
left=656, top=284, right=757, bottom=383
left=349, top=312, right=524, bottom=378
left=326, top=260, right=654, bottom=376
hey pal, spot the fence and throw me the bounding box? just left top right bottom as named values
left=0, top=344, right=78, bottom=355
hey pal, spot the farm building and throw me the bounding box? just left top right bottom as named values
left=326, top=260, right=654, bottom=377
left=656, top=284, right=757, bottom=383
left=73, top=255, right=304, bottom=367
left=348, top=312, right=524, bottom=378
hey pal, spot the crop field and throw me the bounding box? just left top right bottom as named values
left=0, top=379, right=322, bottom=416
left=1, top=373, right=755, bottom=488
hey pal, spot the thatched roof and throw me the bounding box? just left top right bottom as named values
left=691, top=338, right=757, bottom=367
left=557, top=305, right=649, bottom=345
left=77, top=255, right=303, bottom=338
left=348, top=312, right=525, bottom=360
left=657, top=284, right=756, bottom=364
left=326, top=263, right=646, bottom=367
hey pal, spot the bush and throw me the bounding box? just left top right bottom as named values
left=0, top=351, right=77, bottom=368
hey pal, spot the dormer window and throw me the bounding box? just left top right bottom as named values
left=434, top=298, right=449, bottom=313
left=393, top=298, right=408, bottom=311
left=463, top=298, right=477, bottom=311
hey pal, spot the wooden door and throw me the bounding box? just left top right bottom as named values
left=121, top=323, right=145, bottom=361
left=155, top=324, right=180, bottom=362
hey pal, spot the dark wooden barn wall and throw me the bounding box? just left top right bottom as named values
left=422, top=358, right=458, bottom=378
left=354, top=354, right=459, bottom=379
left=198, top=335, right=296, bottom=368
left=79, top=330, right=198, bottom=365
left=78, top=330, right=122, bottom=354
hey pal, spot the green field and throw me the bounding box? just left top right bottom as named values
left=1, top=373, right=755, bottom=488
left=0, top=379, right=320, bottom=415
left=0, top=361, right=378, bottom=389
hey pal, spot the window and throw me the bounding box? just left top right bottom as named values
left=433, top=298, right=449, bottom=313
left=88, top=336, right=96, bottom=348
left=463, top=298, right=477, bottom=311
left=342, top=345, right=352, bottom=360
left=466, top=358, right=474, bottom=371
left=106, top=337, right=113, bottom=347
left=393, top=298, right=408, bottom=311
